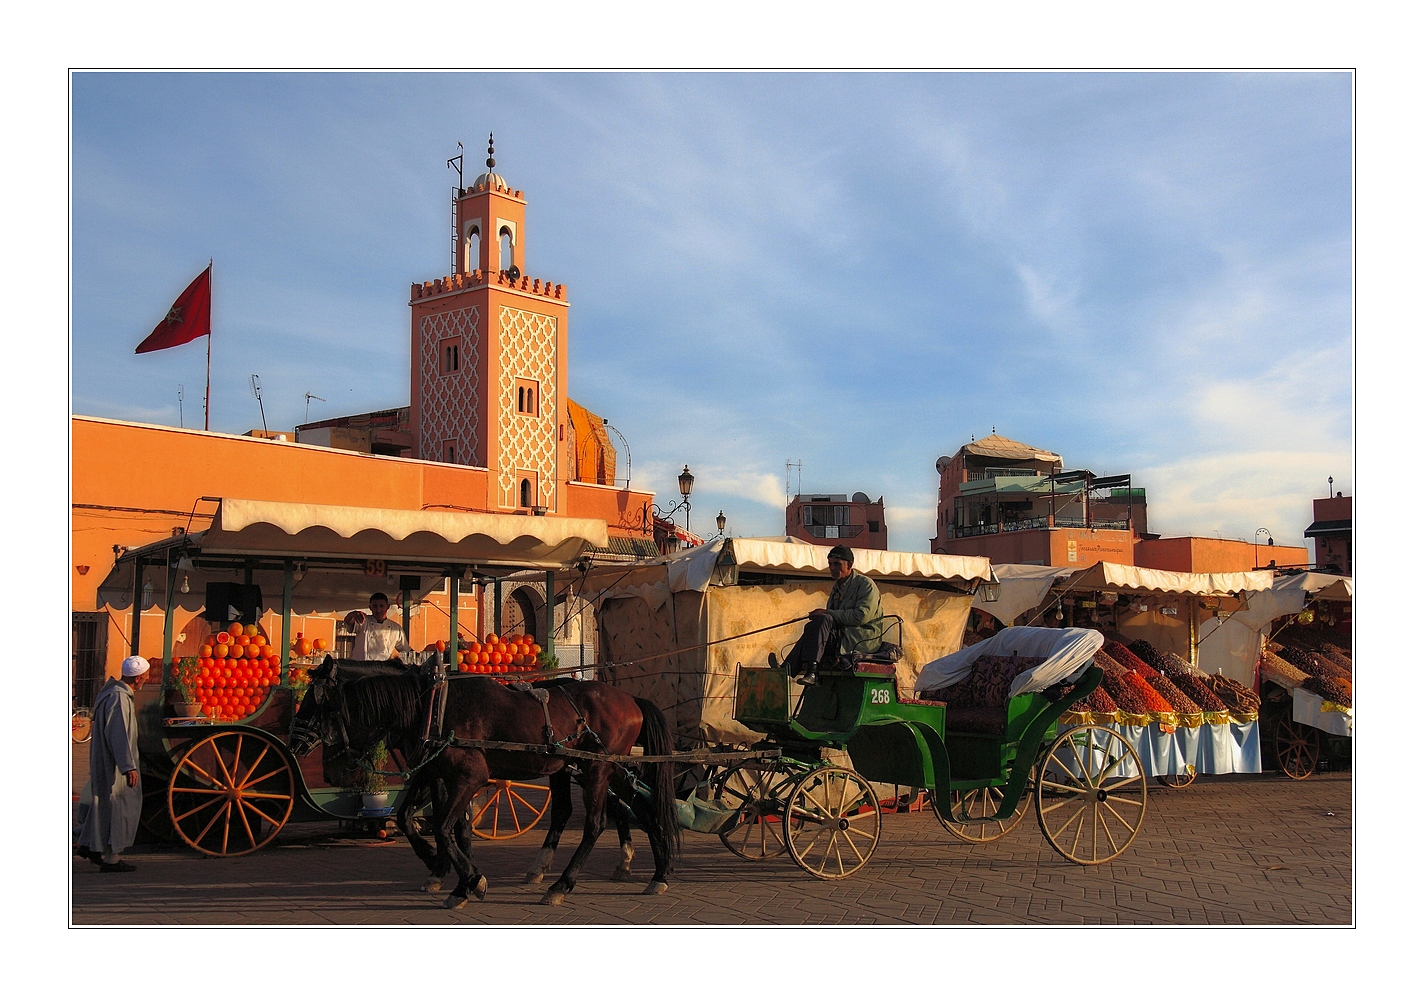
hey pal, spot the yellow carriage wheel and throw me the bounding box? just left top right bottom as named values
left=168, top=731, right=295, bottom=857
left=469, top=779, right=551, bottom=840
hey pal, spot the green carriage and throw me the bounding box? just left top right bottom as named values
left=709, top=632, right=1148, bottom=879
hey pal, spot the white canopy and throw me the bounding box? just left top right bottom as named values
left=96, top=497, right=607, bottom=615
left=1060, top=561, right=1274, bottom=597
left=580, top=537, right=992, bottom=611
left=1271, top=571, right=1353, bottom=602
left=915, top=626, right=1105, bottom=698
left=972, top=563, right=1078, bottom=626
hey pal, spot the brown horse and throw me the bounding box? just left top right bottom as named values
left=290, top=662, right=679, bottom=908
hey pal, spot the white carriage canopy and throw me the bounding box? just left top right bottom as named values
left=96, top=497, right=609, bottom=616
left=578, top=539, right=992, bottom=744
left=915, top=626, right=1105, bottom=697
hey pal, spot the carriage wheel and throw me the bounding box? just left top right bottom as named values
left=469, top=779, right=552, bottom=840
left=168, top=731, right=295, bottom=857
left=931, top=785, right=1031, bottom=843
left=714, top=760, right=800, bottom=861
left=783, top=766, right=882, bottom=880
left=1035, top=725, right=1147, bottom=866
left=1276, top=717, right=1320, bottom=780
left=1156, top=765, right=1198, bottom=789
left=71, top=708, right=93, bottom=744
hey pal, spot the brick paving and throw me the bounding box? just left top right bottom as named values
left=71, top=772, right=1351, bottom=925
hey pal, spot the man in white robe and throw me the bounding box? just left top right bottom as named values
left=77, top=655, right=150, bottom=872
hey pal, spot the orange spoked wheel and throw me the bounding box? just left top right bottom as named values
left=468, top=779, right=551, bottom=840
left=167, top=731, right=295, bottom=856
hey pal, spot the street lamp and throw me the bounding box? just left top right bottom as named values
left=716, top=510, right=727, bottom=534
left=653, top=465, right=695, bottom=547
left=1254, top=528, right=1273, bottom=569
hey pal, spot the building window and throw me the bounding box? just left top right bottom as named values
left=520, top=478, right=532, bottom=507
left=515, top=378, right=539, bottom=416
left=464, top=224, right=480, bottom=273
left=803, top=505, right=849, bottom=528
left=500, top=227, right=513, bottom=271
left=439, top=337, right=461, bottom=376
left=443, top=439, right=457, bottom=464
left=868, top=520, right=880, bottom=533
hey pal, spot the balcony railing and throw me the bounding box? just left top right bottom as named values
left=808, top=524, right=864, bottom=539
left=954, top=517, right=1131, bottom=538
left=966, top=467, right=1042, bottom=481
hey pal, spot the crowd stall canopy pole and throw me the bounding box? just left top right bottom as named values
left=546, top=569, right=555, bottom=646
left=162, top=550, right=177, bottom=666
left=494, top=578, right=503, bottom=637
left=280, top=560, right=293, bottom=683
left=402, top=588, right=412, bottom=645
left=130, top=556, right=144, bottom=654
left=449, top=566, right=460, bottom=666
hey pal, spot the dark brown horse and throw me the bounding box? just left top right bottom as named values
left=289, top=662, right=679, bottom=908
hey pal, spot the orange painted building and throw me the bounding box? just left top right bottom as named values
left=1305, top=494, right=1352, bottom=574
left=785, top=492, right=888, bottom=550
left=1133, top=536, right=1309, bottom=574
left=71, top=142, right=661, bottom=702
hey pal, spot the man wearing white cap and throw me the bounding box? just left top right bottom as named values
left=77, top=655, right=150, bottom=872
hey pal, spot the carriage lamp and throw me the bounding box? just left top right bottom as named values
left=979, top=580, right=1001, bottom=603
left=678, top=465, right=694, bottom=498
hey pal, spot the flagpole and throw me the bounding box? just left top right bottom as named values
left=204, top=260, right=212, bottom=431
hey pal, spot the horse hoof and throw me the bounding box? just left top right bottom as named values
left=609, top=867, right=633, bottom=882
left=541, top=889, right=566, bottom=906
left=473, top=876, right=488, bottom=900
left=643, top=880, right=669, bottom=896
left=422, top=877, right=443, bottom=893
left=444, top=894, right=468, bottom=910
left=524, top=872, right=545, bottom=885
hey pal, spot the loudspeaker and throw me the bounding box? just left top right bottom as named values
left=203, top=583, right=263, bottom=625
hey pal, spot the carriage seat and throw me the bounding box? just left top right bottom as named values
left=939, top=707, right=1007, bottom=736
left=838, top=641, right=902, bottom=672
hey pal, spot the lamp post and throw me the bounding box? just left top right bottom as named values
left=1254, top=528, right=1272, bottom=569
left=653, top=465, right=695, bottom=549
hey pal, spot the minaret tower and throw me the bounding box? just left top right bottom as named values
left=409, top=136, right=570, bottom=513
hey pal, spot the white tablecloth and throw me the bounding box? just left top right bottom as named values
left=1058, top=721, right=1261, bottom=776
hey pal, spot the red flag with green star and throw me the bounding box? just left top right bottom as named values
left=135, top=265, right=211, bottom=353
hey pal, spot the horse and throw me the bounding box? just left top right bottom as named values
left=289, top=662, right=680, bottom=908
left=291, top=656, right=655, bottom=894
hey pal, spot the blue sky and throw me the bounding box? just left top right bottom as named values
left=71, top=72, right=1352, bottom=550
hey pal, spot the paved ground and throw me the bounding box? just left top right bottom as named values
left=71, top=771, right=1351, bottom=925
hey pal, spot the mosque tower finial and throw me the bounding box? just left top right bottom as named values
left=487, top=133, right=496, bottom=171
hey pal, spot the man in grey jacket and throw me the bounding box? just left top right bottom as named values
left=77, top=655, right=150, bottom=872
left=772, top=545, right=884, bottom=686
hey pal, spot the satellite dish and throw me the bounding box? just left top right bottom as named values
left=506, top=264, right=521, bottom=281
left=852, top=491, right=870, bottom=503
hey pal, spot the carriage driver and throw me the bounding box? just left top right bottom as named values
left=769, top=544, right=884, bottom=687
left=343, top=592, right=413, bottom=662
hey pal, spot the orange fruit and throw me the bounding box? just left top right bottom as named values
left=296, top=639, right=312, bottom=656
left=313, top=637, right=328, bottom=652
left=213, top=644, right=229, bottom=659
left=198, top=645, right=212, bottom=658
left=236, top=634, right=251, bottom=647
left=435, top=639, right=447, bottom=653
left=530, top=643, right=541, bottom=656
left=252, top=634, right=267, bottom=648
left=215, top=631, right=231, bottom=645
left=243, top=624, right=259, bottom=638
left=228, top=623, right=243, bottom=638
left=245, top=644, right=261, bottom=660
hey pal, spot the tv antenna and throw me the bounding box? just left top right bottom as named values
left=304, top=391, right=326, bottom=423
left=177, top=384, right=184, bottom=428
left=249, top=374, right=268, bottom=434
left=786, top=460, right=802, bottom=506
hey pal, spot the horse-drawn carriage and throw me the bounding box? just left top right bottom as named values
left=94, top=497, right=610, bottom=856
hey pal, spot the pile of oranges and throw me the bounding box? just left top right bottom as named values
left=438, top=632, right=545, bottom=677
left=192, top=623, right=279, bottom=720
left=287, top=632, right=330, bottom=687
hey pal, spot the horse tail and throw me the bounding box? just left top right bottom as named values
left=633, top=696, right=681, bottom=858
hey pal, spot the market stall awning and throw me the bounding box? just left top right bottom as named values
left=96, top=498, right=608, bottom=615
left=569, top=537, right=993, bottom=611
left=1272, top=571, right=1353, bottom=602
left=972, top=563, right=1079, bottom=626
left=1055, top=561, right=1274, bottom=597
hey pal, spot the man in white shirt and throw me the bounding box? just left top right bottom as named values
left=343, top=592, right=412, bottom=662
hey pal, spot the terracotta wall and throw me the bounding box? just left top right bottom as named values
left=1134, top=537, right=1309, bottom=573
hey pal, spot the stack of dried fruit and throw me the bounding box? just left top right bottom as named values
left=1159, top=651, right=1207, bottom=679
left=1303, top=674, right=1352, bottom=708
left=1318, top=642, right=1352, bottom=670
left=1204, top=673, right=1260, bottom=720
left=1069, top=684, right=1120, bottom=723
left=1127, top=639, right=1168, bottom=672
left=1260, top=650, right=1309, bottom=689
left=1167, top=671, right=1230, bottom=719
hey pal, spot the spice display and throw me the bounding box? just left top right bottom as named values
left=1120, top=670, right=1175, bottom=717
left=1303, top=675, right=1352, bottom=708
left=1298, top=652, right=1352, bottom=683
left=1094, top=649, right=1128, bottom=677
left=1099, top=670, right=1149, bottom=716
left=1168, top=672, right=1228, bottom=713
left=1159, top=651, right=1207, bottom=679
left=1318, top=643, right=1352, bottom=671
left=1146, top=672, right=1202, bottom=717
left=1104, top=641, right=1163, bottom=679
left=1204, top=673, right=1261, bottom=714
left=1070, top=684, right=1118, bottom=715
left=1259, top=650, right=1309, bottom=689
left=1127, top=639, right=1168, bottom=672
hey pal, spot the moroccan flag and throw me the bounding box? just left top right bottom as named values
left=135, top=265, right=211, bottom=354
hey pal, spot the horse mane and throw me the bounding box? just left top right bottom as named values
left=338, top=671, right=427, bottom=740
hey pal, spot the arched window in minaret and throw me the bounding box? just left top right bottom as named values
left=520, top=478, right=532, bottom=508
left=499, top=226, right=513, bottom=272
left=464, top=223, right=481, bottom=273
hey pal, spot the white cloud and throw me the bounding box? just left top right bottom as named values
left=884, top=505, right=936, bottom=552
